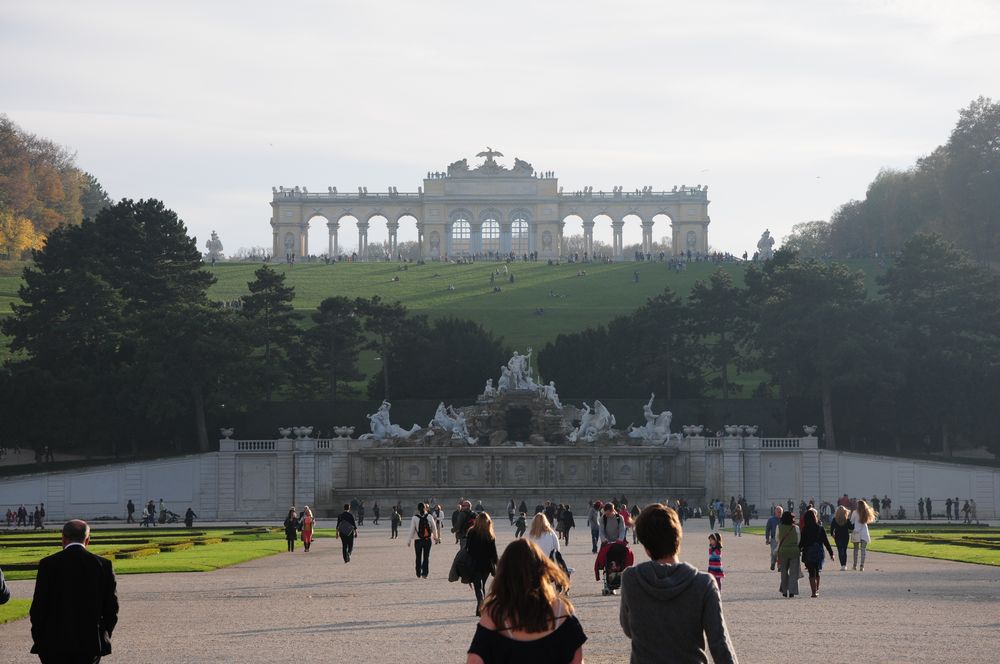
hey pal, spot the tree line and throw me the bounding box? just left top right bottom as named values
left=0, top=115, right=112, bottom=258
left=0, top=198, right=508, bottom=458
left=784, top=97, right=1000, bottom=264
left=539, top=234, right=1000, bottom=457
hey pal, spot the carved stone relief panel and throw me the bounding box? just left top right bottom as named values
left=448, top=456, right=483, bottom=486
left=505, top=457, right=535, bottom=485
left=399, top=459, right=429, bottom=486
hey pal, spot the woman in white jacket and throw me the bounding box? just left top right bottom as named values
left=850, top=499, right=877, bottom=571
left=527, top=512, right=560, bottom=558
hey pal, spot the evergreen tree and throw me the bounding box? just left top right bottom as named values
left=241, top=265, right=299, bottom=401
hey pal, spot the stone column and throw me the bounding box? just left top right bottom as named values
left=583, top=220, right=595, bottom=258
left=642, top=220, right=654, bottom=254
left=445, top=222, right=453, bottom=257
left=612, top=220, right=624, bottom=259
left=357, top=221, right=369, bottom=261
left=299, top=222, right=308, bottom=257
left=557, top=221, right=565, bottom=258
left=470, top=222, right=483, bottom=255
left=328, top=220, right=340, bottom=258
left=500, top=221, right=512, bottom=254
left=387, top=220, right=399, bottom=256
left=416, top=221, right=425, bottom=260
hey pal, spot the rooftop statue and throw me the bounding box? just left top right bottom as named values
left=205, top=230, right=224, bottom=262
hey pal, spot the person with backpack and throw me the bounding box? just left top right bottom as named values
left=335, top=503, right=358, bottom=563
left=407, top=502, right=439, bottom=578
left=390, top=506, right=402, bottom=539
left=598, top=502, right=626, bottom=545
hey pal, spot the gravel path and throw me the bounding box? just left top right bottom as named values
left=2, top=519, right=998, bottom=663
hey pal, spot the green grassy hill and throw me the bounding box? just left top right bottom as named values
left=0, top=257, right=886, bottom=364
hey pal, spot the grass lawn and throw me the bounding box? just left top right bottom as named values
left=0, top=598, right=31, bottom=625
left=0, top=527, right=293, bottom=581
left=741, top=524, right=1000, bottom=566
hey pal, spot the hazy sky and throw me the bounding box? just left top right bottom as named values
left=3, top=1, right=999, bottom=255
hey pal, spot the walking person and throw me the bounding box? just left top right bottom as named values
left=850, top=499, right=877, bottom=571
left=708, top=504, right=717, bottom=531
left=560, top=504, right=575, bottom=546
left=506, top=497, right=516, bottom=525
left=126, top=500, right=135, bottom=525
left=829, top=505, right=853, bottom=570
left=630, top=504, right=640, bottom=544
left=918, top=497, right=925, bottom=520
left=455, top=500, right=477, bottom=548
left=707, top=532, right=724, bottom=593
left=776, top=510, right=801, bottom=598
left=466, top=538, right=586, bottom=664
left=373, top=502, right=380, bottom=526
left=587, top=501, right=603, bottom=553
left=527, top=512, right=560, bottom=559
left=620, top=504, right=738, bottom=663
left=466, top=512, right=498, bottom=617
left=513, top=512, right=527, bottom=538
left=184, top=507, right=197, bottom=529
left=390, top=506, right=402, bottom=539
left=621, top=503, right=634, bottom=544
left=283, top=508, right=299, bottom=552
left=598, top=502, right=626, bottom=546
left=407, top=502, right=438, bottom=578
left=300, top=506, right=315, bottom=552
left=732, top=503, right=743, bottom=537
left=798, top=509, right=834, bottom=597
left=29, top=520, right=119, bottom=662
left=336, top=503, right=358, bottom=563
left=764, top=505, right=783, bottom=570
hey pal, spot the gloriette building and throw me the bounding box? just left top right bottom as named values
left=270, top=148, right=711, bottom=260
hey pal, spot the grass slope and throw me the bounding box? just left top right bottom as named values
left=0, top=258, right=886, bottom=369
left=0, top=598, right=31, bottom=625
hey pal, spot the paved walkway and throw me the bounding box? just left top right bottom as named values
left=2, top=518, right=998, bottom=663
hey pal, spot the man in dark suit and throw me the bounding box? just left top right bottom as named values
left=0, top=565, right=10, bottom=604
left=30, top=519, right=119, bottom=663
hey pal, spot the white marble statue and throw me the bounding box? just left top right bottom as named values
left=542, top=380, right=563, bottom=409
left=430, top=402, right=457, bottom=432
left=451, top=411, right=478, bottom=445
left=483, top=378, right=496, bottom=399
left=498, top=366, right=511, bottom=393
left=205, top=230, right=224, bottom=262
left=363, top=400, right=419, bottom=439
left=506, top=348, right=536, bottom=391
left=628, top=393, right=673, bottom=444
left=757, top=229, right=775, bottom=260
left=569, top=400, right=616, bottom=442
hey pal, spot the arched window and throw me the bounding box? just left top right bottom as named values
left=451, top=219, right=471, bottom=255
left=511, top=219, right=529, bottom=254
left=482, top=218, right=500, bottom=253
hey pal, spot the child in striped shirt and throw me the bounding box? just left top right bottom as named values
left=708, top=532, right=724, bottom=593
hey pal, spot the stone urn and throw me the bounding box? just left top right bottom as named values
left=682, top=425, right=693, bottom=436
left=294, top=426, right=313, bottom=439
left=748, top=425, right=758, bottom=436
left=724, top=425, right=739, bottom=436
left=694, top=425, right=704, bottom=436
left=219, top=427, right=234, bottom=439
left=278, top=427, right=292, bottom=440
left=803, top=425, right=818, bottom=436
left=334, top=426, right=355, bottom=438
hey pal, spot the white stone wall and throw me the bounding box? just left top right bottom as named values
left=4, top=438, right=997, bottom=522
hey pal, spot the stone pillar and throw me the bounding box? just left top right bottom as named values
left=583, top=220, right=595, bottom=258
left=500, top=221, right=512, bottom=254
left=328, top=220, right=340, bottom=258
left=642, top=220, right=654, bottom=254
left=445, top=222, right=453, bottom=257
left=612, top=220, right=624, bottom=259
left=387, top=221, right=399, bottom=256
left=299, top=222, right=308, bottom=257
left=557, top=221, right=565, bottom=258
left=416, top=221, right=425, bottom=260
left=471, top=222, right=483, bottom=255
left=357, top=221, right=369, bottom=261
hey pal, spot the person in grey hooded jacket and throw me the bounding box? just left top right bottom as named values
left=620, top=503, right=738, bottom=664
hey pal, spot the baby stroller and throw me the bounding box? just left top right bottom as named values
left=595, top=540, right=634, bottom=596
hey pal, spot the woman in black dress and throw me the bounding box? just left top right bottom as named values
left=283, top=508, right=299, bottom=552
left=466, top=512, right=499, bottom=617
left=467, top=538, right=586, bottom=664
left=828, top=505, right=853, bottom=571
left=798, top=508, right=834, bottom=597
